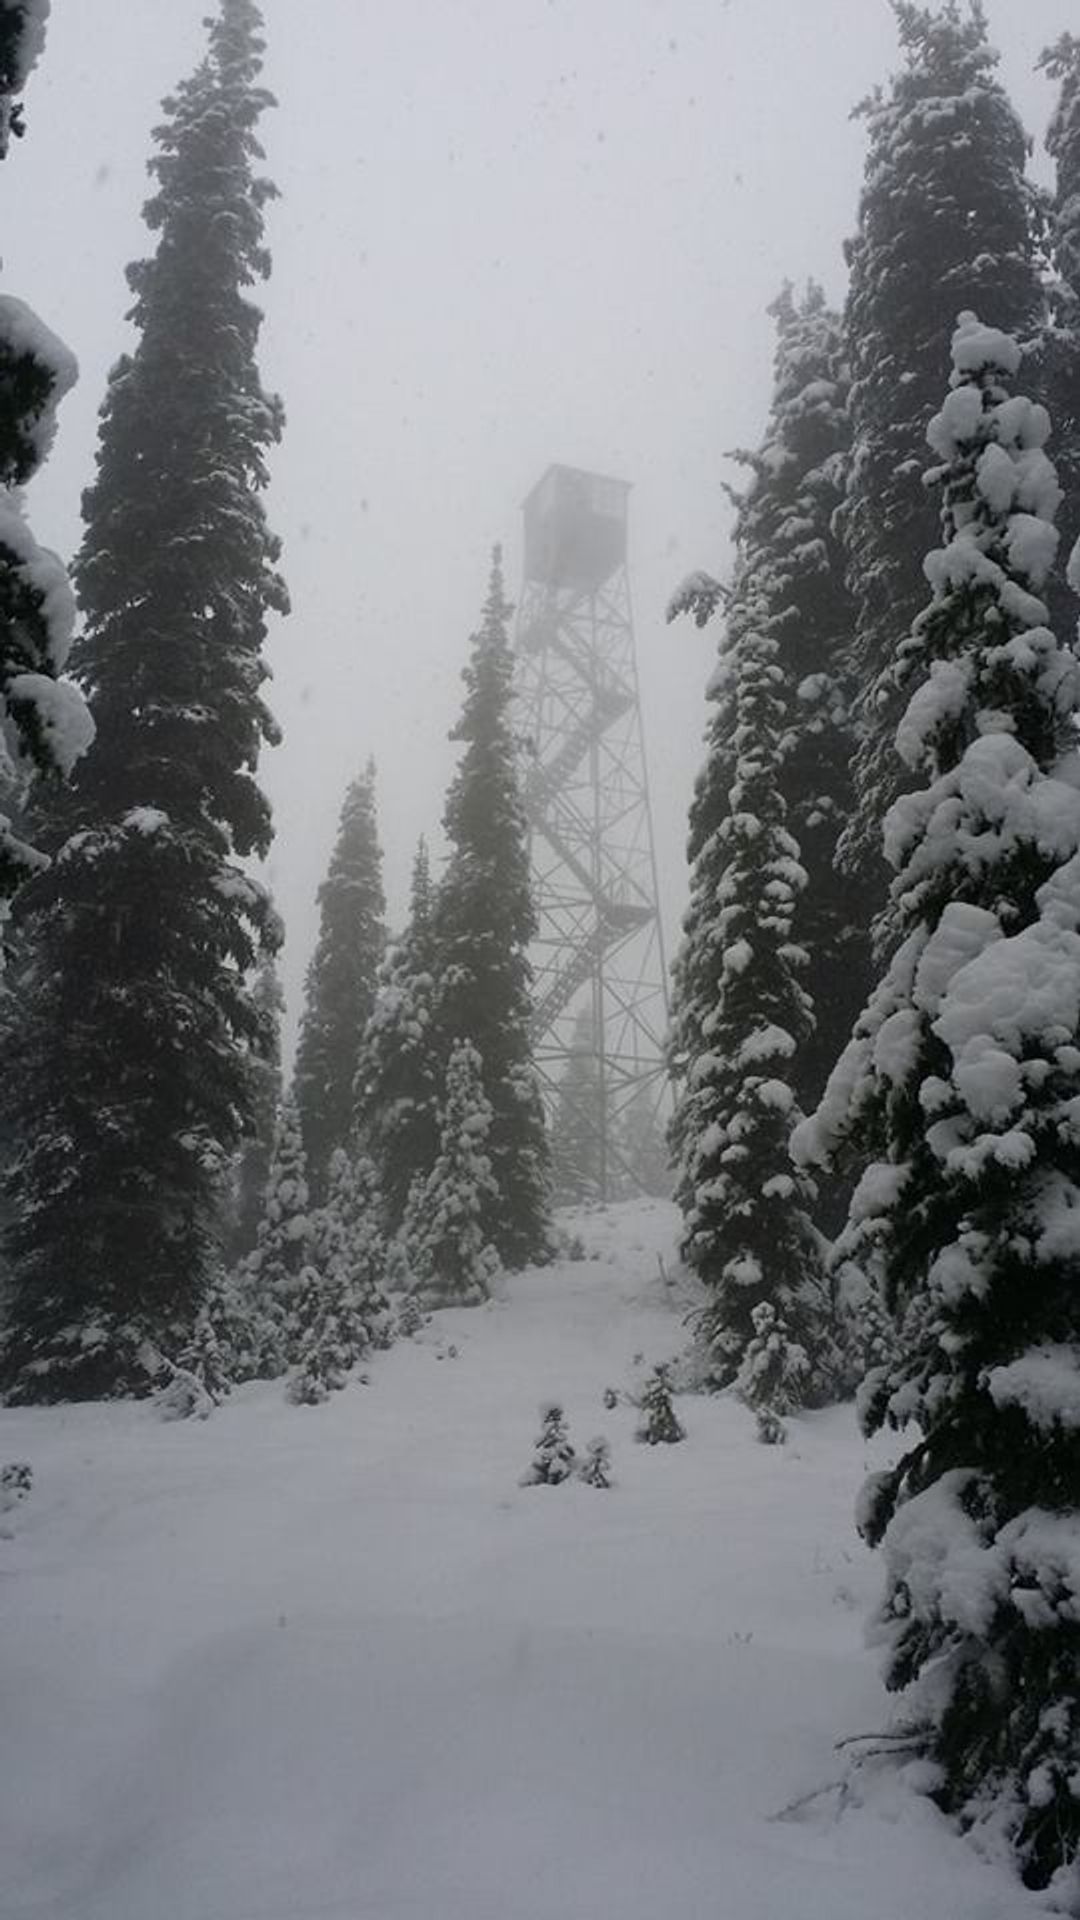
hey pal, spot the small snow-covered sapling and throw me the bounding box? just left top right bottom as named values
left=578, top=1436, right=613, bottom=1488
left=635, top=1365, right=685, bottom=1445
left=602, top=1386, right=619, bottom=1410
left=0, top=1462, right=32, bottom=1514
left=755, top=1407, right=786, bottom=1446
left=520, top=1402, right=577, bottom=1485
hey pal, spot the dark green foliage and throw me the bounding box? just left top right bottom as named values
left=0, top=2, right=286, bottom=1401
left=795, top=318, right=1080, bottom=1895
left=294, top=762, right=386, bottom=1200
left=434, top=550, right=552, bottom=1267
left=355, top=838, right=441, bottom=1233
left=838, top=1, right=1043, bottom=892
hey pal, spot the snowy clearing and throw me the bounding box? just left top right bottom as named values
left=0, top=1202, right=1052, bottom=1919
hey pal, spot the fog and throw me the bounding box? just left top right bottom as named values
left=3, top=0, right=1067, bottom=1042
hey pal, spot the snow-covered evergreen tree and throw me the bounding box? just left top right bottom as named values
left=520, top=1402, right=576, bottom=1486
left=228, top=957, right=284, bottom=1260
left=355, top=838, right=441, bottom=1234
left=668, top=341, right=839, bottom=1392
left=247, top=1092, right=311, bottom=1372
left=434, top=549, right=552, bottom=1267
left=286, top=1184, right=380, bottom=1406
left=577, top=1435, right=613, bottom=1488
left=635, top=1366, right=685, bottom=1446
left=838, top=1, right=1042, bottom=891
left=734, top=1300, right=809, bottom=1442
left=669, top=285, right=868, bottom=1240
left=402, top=1038, right=499, bottom=1309
left=794, top=314, right=1080, bottom=1896
left=294, top=761, right=386, bottom=1201
left=550, top=1004, right=605, bottom=1202
left=322, top=1144, right=391, bottom=1350
left=1039, top=34, right=1080, bottom=649
left=0, top=0, right=92, bottom=931
left=0, top=0, right=287, bottom=1400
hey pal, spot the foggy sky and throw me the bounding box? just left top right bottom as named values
left=2, top=0, right=1070, bottom=1049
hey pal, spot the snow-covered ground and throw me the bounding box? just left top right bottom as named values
left=0, top=1201, right=1054, bottom=1919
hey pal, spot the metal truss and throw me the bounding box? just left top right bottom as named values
left=515, top=544, right=670, bottom=1199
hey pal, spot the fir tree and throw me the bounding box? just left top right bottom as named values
left=286, top=1183, right=380, bottom=1406
left=668, top=378, right=837, bottom=1391
left=355, top=838, right=440, bottom=1233
left=550, top=1004, right=605, bottom=1202
left=0, top=1, right=287, bottom=1400
left=0, top=0, right=92, bottom=925
left=838, top=1, right=1042, bottom=893
left=669, top=286, right=868, bottom=1239
left=520, top=1402, right=576, bottom=1486
left=247, top=1092, right=311, bottom=1372
left=635, top=1366, right=685, bottom=1446
left=734, top=1300, right=809, bottom=1442
left=228, top=957, right=284, bottom=1261
left=434, top=549, right=551, bottom=1267
left=1039, top=34, right=1080, bottom=646
left=794, top=315, right=1080, bottom=1896
left=294, top=761, right=386, bottom=1200
left=577, top=1435, right=613, bottom=1488
left=322, top=1144, right=391, bottom=1349
left=402, top=1038, right=499, bottom=1309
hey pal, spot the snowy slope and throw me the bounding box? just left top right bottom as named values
left=0, top=1201, right=1054, bottom=1919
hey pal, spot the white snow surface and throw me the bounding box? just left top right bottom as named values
left=0, top=1201, right=1053, bottom=1920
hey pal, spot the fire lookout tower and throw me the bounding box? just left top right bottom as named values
left=515, top=464, right=669, bottom=1198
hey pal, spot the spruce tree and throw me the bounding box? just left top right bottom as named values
left=0, top=1, right=286, bottom=1400
left=670, top=290, right=861, bottom=1389
left=0, top=0, right=92, bottom=921
left=434, top=549, right=551, bottom=1267
left=838, top=1, right=1042, bottom=892
left=669, top=286, right=867, bottom=1236
left=794, top=315, right=1080, bottom=1896
left=355, top=838, right=441, bottom=1233
left=1039, top=35, right=1080, bottom=644
left=322, top=1144, right=391, bottom=1348
left=294, top=761, right=386, bottom=1200
left=401, top=1038, right=499, bottom=1309
left=247, top=1092, right=311, bottom=1369
left=670, top=540, right=832, bottom=1390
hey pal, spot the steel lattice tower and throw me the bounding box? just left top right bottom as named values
left=515, top=464, right=669, bottom=1199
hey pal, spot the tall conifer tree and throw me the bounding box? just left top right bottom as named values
left=0, top=0, right=287, bottom=1400
left=838, top=1, right=1042, bottom=893
left=355, top=838, right=441, bottom=1234
left=294, top=761, right=386, bottom=1200
left=434, top=550, right=551, bottom=1268
left=795, top=316, right=1080, bottom=1895
left=0, top=0, right=92, bottom=919
left=670, top=286, right=867, bottom=1241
